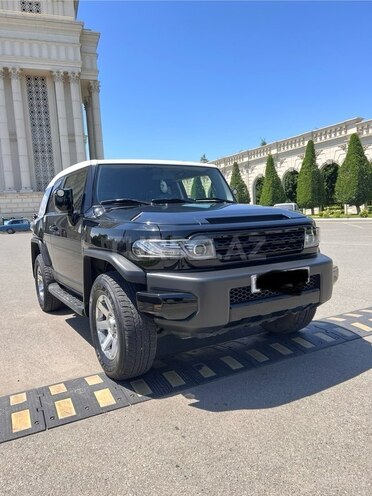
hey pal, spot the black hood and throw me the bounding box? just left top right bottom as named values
left=98, top=203, right=309, bottom=227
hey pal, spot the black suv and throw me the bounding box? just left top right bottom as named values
left=31, top=160, right=337, bottom=380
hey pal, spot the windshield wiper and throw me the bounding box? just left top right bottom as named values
left=195, top=197, right=236, bottom=203
left=100, top=198, right=150, bottom=206
left=151, top=198, right=196, bottom=204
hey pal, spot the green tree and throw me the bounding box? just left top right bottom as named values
left=191, top=176, right=206, bottom=199
left=254, top=176, right=265, bottom=204
left=259, top=155, right=286, bottom=206
left=321, top=162, right=339, bottom=206
left=335, top=134, right=370, bottom=213
left=230, top=162, right=250, bottom=203
left=200, top=154, right=208, bottom=163
left=297, top=140, right=324, bottom=213
left=283, top=170, right=299, bottom=203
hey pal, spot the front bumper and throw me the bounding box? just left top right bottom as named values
left=138, top=254, right=335, bottom=336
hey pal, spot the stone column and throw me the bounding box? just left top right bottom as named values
left=52, top=70, right=71, bottom=169
left=0, top=68, right=15, bottom=191
left=89, top=81, right=104, bottom=159
left=68, top=72, right=86, bottom=163
left=84, top=97, right=96, bottom=160
left=10, top=67, right=32, bottom=191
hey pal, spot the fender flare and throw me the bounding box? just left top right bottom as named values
left=83, top=248, right=146, bottom=315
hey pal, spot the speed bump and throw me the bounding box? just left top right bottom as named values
left=0, top=306, right=371, bottom=444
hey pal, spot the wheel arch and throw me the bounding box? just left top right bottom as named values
left=83, top=248, right=146, bottom=316
left=31, top=238, right=52, bottom=275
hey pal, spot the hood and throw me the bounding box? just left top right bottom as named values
left=98, top=203, right=308, bottom=227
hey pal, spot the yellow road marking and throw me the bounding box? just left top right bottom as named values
left=369, top=319, right=372, bottom=322
left=344, top=313, right=363, bottom=318
left=194, top=363, right=216, bottom=378
left=11, top=409, right=32, bottom=433
left=49, top=383, right=67, bottom=395
left=85, top=375, right=103, bottom=386
left=246, top=349, right=270, bottom=362
left=270, top=343, right=293, bottom=355
left=314, top=332, right=335, bottom=342
left=220, top=356, right=244, bottom=370
left=10, top=392, right=27, bottom=406
left=130, top=379, right=152, bottom=396
left=361, top=309, right=372, bottom=314
left=292, top=337, right=315, bottom=349
left=162, top=371, right=185, bottom=387
left=327, top=317, right=346, bottom=322
left=351, top=322, right=372, bottom=332
left=55, top=398, right=76, bottom=419
left=94, top=388, right=116, bottom=407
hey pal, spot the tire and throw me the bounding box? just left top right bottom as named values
left=7, top=228, right=15, bottom=234
left=89, top=271, right=157, bottom=380
left=261, top=306, right=317, bottom=335
left=34, top=254, right=63, bottom=312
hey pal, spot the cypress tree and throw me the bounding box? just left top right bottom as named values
left=229, top=162, right=250, bottom=203
left=259, top=155, right=286, bottom=206
left=297, top=140, right=324, bottom=212
left=283, top=170, right=299, bottom=203
left=254, top=176, right=265, bottom=204
left=190, top=176, right=206, bottom=199
left=335, top=134, right=370, bottom=213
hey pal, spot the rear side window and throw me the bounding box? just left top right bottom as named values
left=63, top=169, right=88, bottom=212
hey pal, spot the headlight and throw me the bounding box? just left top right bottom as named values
left=304, top=226, right=320, bottom=248
left=132, top=238, right=216, bottom=260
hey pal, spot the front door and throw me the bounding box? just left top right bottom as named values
left=50, top=168, right=88, bottom=295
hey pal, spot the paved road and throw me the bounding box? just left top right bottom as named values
left=0, top=221, right=371, bottom=495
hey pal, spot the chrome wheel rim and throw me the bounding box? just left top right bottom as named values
left=95, top=295, right=118, bottom=360
left=37, top=266, right=44, bottom=303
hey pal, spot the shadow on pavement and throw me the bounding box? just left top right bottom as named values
left=184, top=332, right=372, bottom=412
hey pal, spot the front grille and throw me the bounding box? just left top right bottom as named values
left=213, top=227, right=305, bottom=262
left=230, top=275, right=320, bottom=306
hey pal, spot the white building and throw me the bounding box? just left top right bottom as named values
left=0, top=0, right=103, bottom=217
left=213, top=117, right=372, bottom=204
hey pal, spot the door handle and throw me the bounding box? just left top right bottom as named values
left=49, top=224, right=59, bottom=233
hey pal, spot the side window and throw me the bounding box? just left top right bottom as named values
left=63, top=169, right=88, bottom=212
left=46, top=179, right=63, bottom=214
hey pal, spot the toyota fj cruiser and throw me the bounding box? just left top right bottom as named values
left=31, top=160, right=338, bottom=380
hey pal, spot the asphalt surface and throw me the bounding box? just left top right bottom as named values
left=0, top=221, right=371, bottom=495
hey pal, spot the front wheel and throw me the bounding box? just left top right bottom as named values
left=89, top=272, right=157, bottom=380
left=261, top=306, right=317, bottom=335
left=7, top=228, right=15, bottom=234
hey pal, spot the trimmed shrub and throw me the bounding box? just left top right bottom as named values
left=360, top=209, right=369, bottom=218
left=335, top=134, right=370, bottom=213
left=190, top=176, right=206, bottom=199
left=259, top=155, right=286, bottom=206
left=230, top=162, right=250, bottom=203
left=297, top=140, right=324, bottom=211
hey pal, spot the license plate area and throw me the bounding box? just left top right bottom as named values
left=251, top=268, right=310, bottom=295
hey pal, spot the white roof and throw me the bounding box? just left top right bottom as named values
left=48, top=159, right=217, bottom=188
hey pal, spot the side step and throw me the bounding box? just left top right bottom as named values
left=48, top=283, right=85, bottom=316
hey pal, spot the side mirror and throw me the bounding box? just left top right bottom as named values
left=54, top=188, right=73, bottom=213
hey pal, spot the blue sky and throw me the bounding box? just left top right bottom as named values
left=78, top=0, right=372, bottom=162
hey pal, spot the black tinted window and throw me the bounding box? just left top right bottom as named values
left=46, top=179, right=63, bottom=214
left=64, top=169, right=88, bottom=212
left=94, top=164, right=233, bottom=204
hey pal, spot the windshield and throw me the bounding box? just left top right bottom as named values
left=94, top=164, right=235, bottom=204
